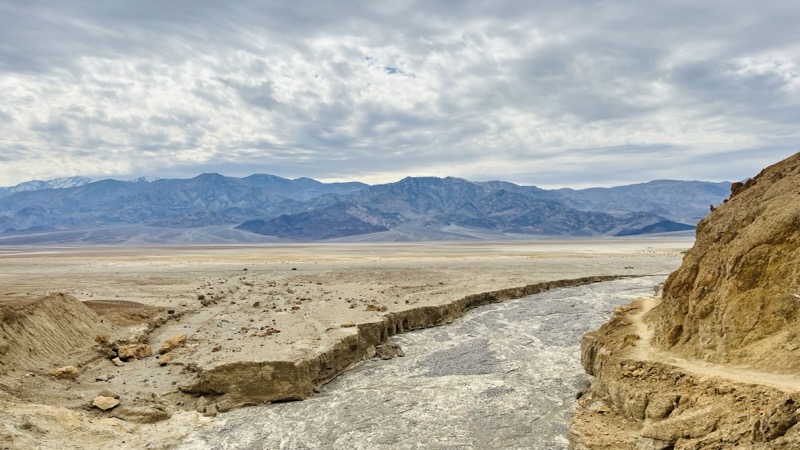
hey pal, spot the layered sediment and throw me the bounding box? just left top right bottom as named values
left=0, top=294, right=113, bottom=375
left=179, top=276, right=620, bottom=408
left=571, top=153, right=800, bottom=449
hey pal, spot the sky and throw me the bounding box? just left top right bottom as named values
left=0, top=1, right=798, bottom=188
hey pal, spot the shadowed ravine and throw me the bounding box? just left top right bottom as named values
left=179, top=276, right=665, bottom=450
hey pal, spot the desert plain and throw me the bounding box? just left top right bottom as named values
left=0, top=237, right=692, bottom=449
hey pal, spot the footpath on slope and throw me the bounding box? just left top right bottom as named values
left=629, top=297, right=800, bottom=394
left=573, top=296, right=800, bottom=450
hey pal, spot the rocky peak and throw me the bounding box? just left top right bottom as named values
left=655, top=152, right=800, bottom=371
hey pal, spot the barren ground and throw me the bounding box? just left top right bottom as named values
left=0, top=238, right=691, bottom=449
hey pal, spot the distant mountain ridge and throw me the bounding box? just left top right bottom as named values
left=0, top=176, right=93, bottom=197
left=0, top=173, right=730, bottom=243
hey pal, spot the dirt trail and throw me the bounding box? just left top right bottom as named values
left=630, top=298, right=800, bottom=393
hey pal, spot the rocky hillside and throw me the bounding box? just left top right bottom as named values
left=0, top=176, right=93, bottom=198
left=571, top=152, right=800, bottom=449
left=240, top=177, right=696, bottom=239
left=552, top=179, right=731, bottom=225
left=656, top=152, right=800, bottom=371
left=0, top=174, right=365, bottom=233
left=0, top=174, right=728, bottom=242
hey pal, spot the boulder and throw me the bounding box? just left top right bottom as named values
left=375, top=342, right=405, bottom=360
left=97, top=389, right=120, bottom=399
left=48, top=365, right=80, bottom=380
left=157, top=353, right=174, bottom=366
left=117, top=344, right=152, bottom=361
left=111, top=405, right=171, bottom=423
left=92, top=396, right=120, bottom=411
left=158, top=334, right=187, bottom=354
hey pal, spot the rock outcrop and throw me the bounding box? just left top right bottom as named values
left=656, top=152, right=800, bottom=371
left=571, top=152, right=800, bottom=449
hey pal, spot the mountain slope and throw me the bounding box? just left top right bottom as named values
left=0, top=176, right=93, bottom=198
left=237, top=202, right=390, bottom=240
left=0, top=173, right=725, bottom=242
left=553, top=180, right=731, bottom=224
left=0, top=174, right=366, bottom=232
left=239, top=177, right=695, bottom=239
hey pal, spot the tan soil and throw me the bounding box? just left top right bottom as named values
left=0, top=239, right=689, bottom=449
left=572, top=296, right=800, bottom=449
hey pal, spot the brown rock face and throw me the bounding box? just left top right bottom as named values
left=656, top=152, right=800, bottom=371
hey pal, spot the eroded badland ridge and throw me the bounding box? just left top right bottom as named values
left=571, top=152, right=800, bottom=449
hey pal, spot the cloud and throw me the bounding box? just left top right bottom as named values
left=0, top=1, right=798, bottom=187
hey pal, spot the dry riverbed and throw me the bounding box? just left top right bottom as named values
left=0, top=238, right=690, bottom=449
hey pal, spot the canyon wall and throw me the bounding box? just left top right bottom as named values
left=572, top=152, right=800, bottom=449
left=657, top=152, right=800, bottom=371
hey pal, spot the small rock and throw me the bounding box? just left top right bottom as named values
left=640, top=405, right=721, bottom=441
left=158, top=354, right=175, bottom=366
left=195, top=396, right=218, bottom=417
left=98, top=389, right=120, bottom=399
left=588, top=400, right=609, bottom=414
left=48, top=365, right=80, bottom=380
left=211, top=345, right=222, bottom=352
left=111, top=405, right=171, bottom=423
left=366, top=304, right=388, bottom=312
left=117, top=343, right=153, bottom=361
left=636, top=437, right=674, bottom=450
left=341, top=322, right=356, bottom=328
left=158, top=334, right=187, bottom=354
left=92, top=396, right=120, bottom=411
left=111, top=357, right=124, bottom=367
left=253, top=327, right=280, bottom=337
left=375, top=342, right=405, bottom=360
left=646, top=394, right=677, bottom=420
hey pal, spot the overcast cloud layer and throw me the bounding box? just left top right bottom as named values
left=1, top=1, right=798, bottom=187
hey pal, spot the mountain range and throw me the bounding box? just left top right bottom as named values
left=0, top=174, right=730, bottom=244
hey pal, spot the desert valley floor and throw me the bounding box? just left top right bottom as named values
left=0, top=237, right=692, bottom=449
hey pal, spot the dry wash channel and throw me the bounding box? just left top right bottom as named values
left=0, top=240, right=688, bottom=448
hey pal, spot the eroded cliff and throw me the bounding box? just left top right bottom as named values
left=571, top=152, right=800, bottom=449
left=657, top=153, right=800, bottom=370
